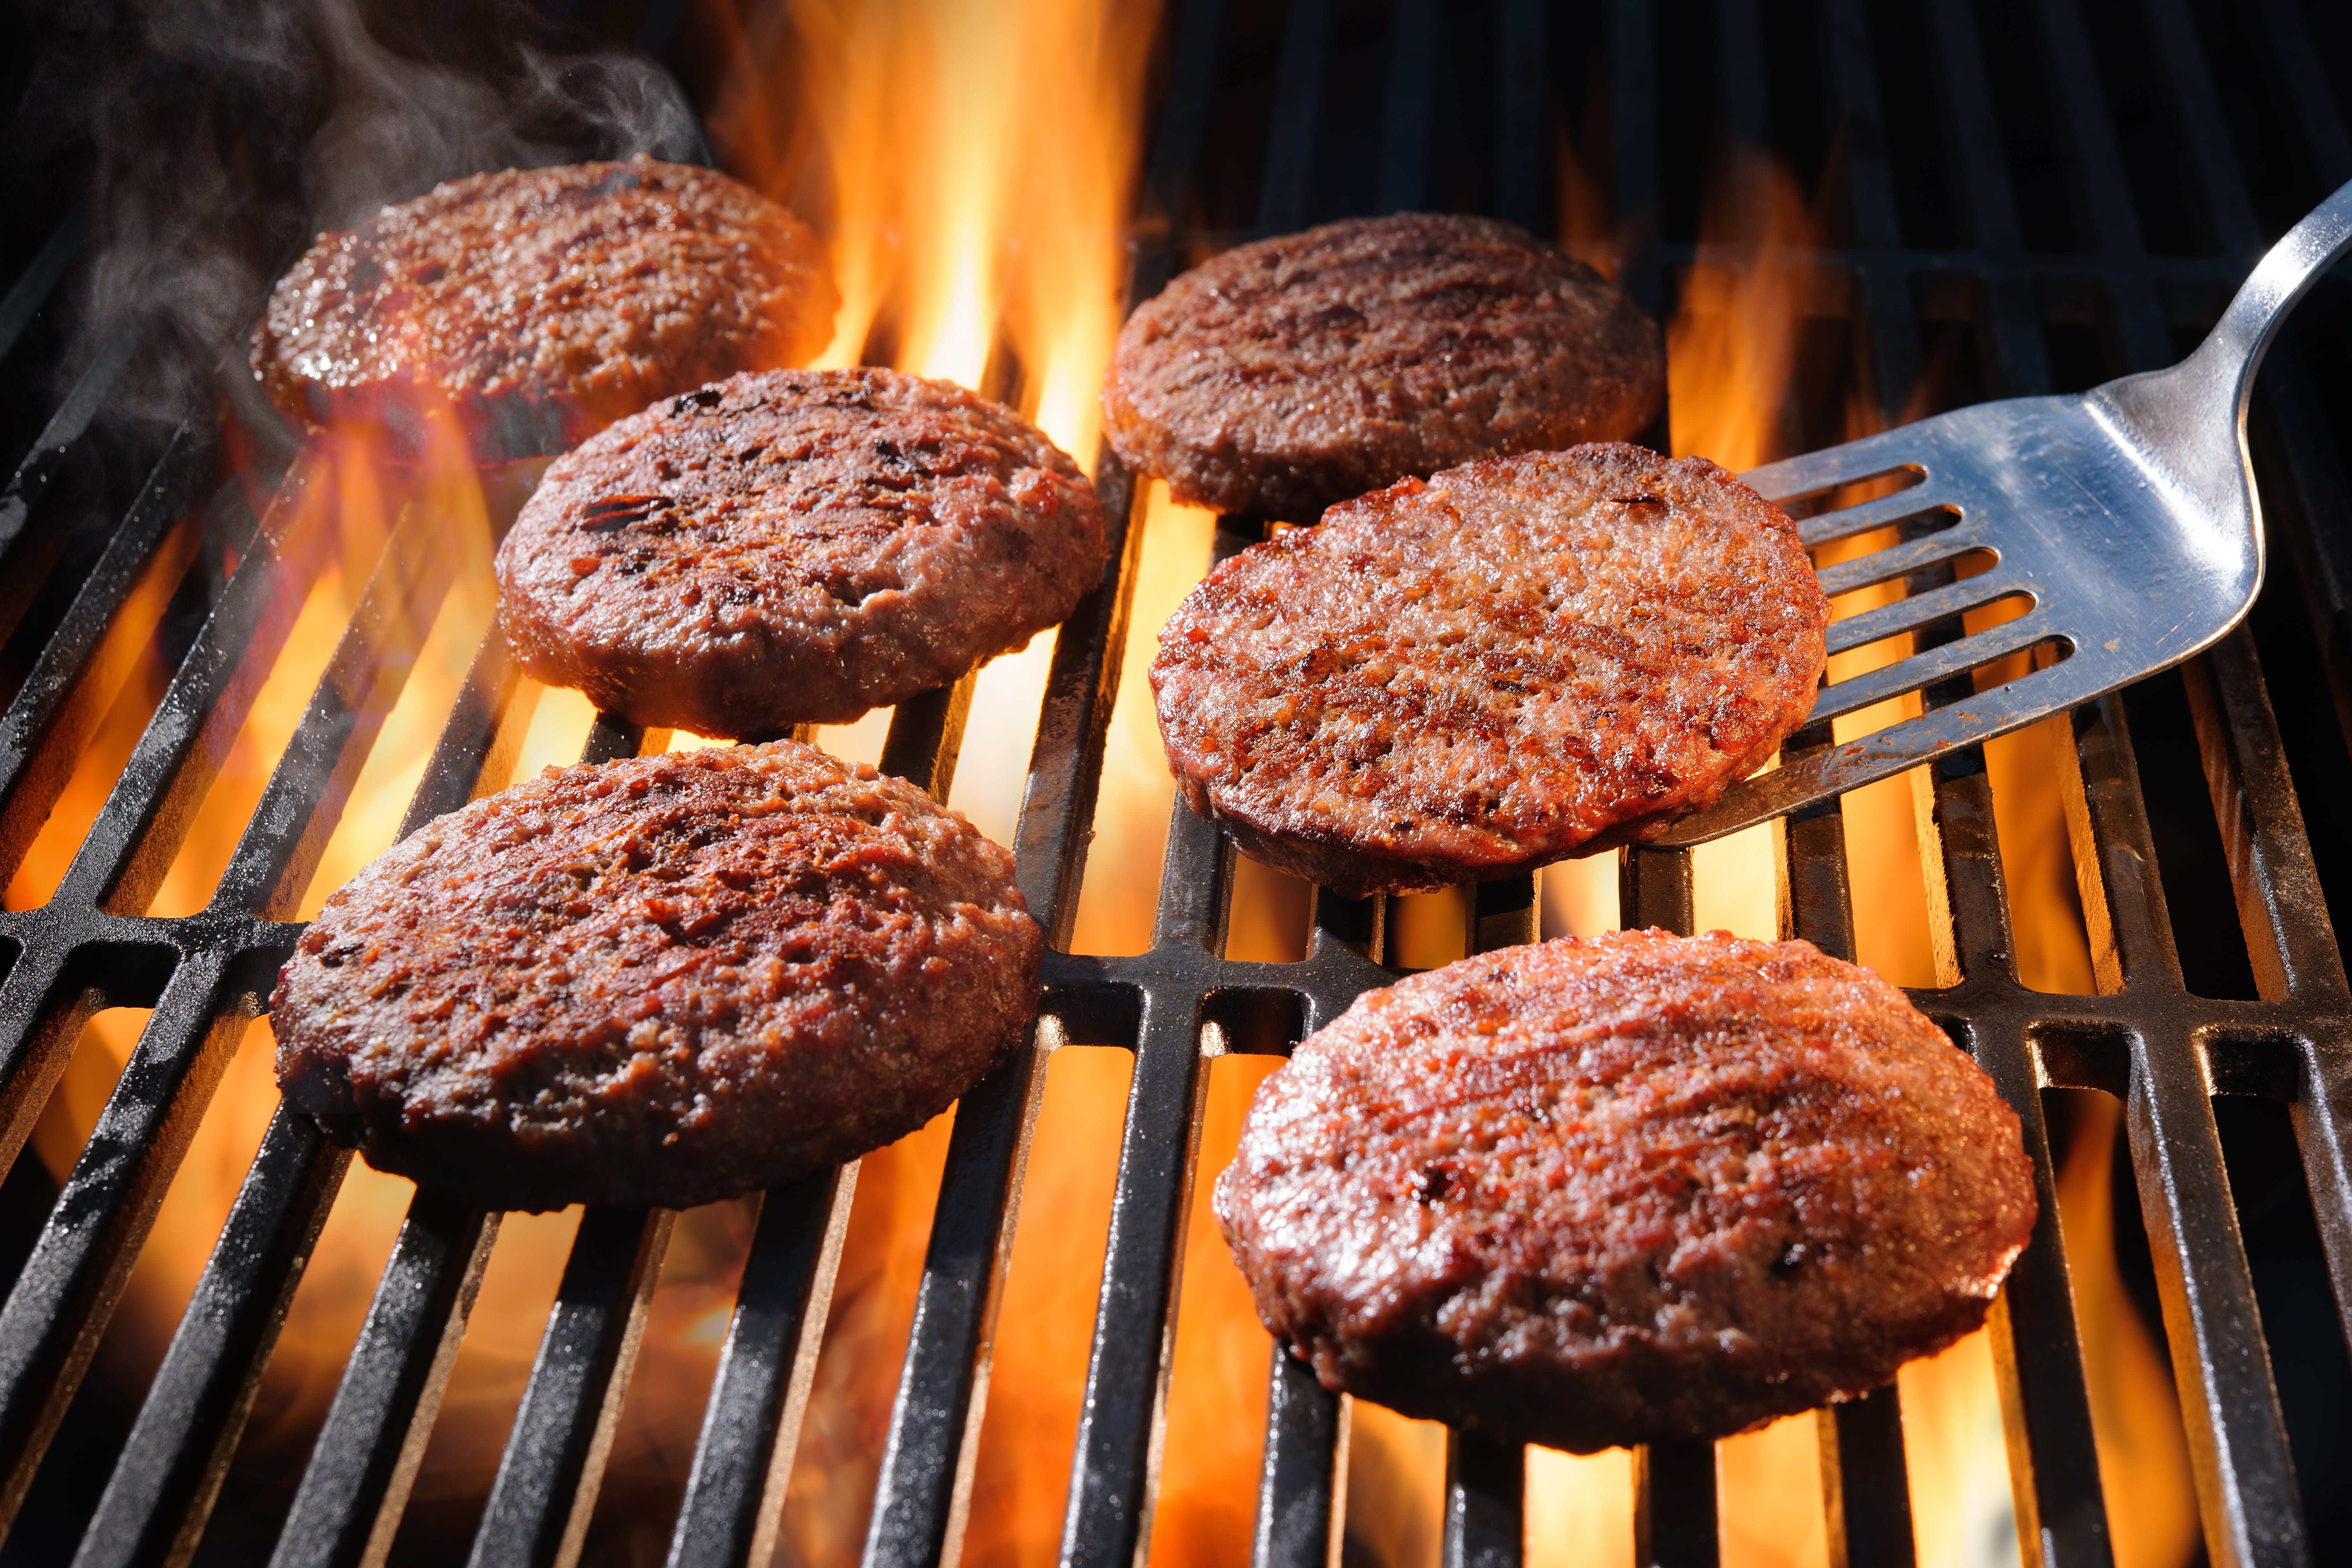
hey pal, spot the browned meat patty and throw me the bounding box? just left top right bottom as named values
left=1151, top=444, right=1830, bottom=896
left=1216, top=929, right=2038, bottom=1452
left=1103, top=213, right=1663, bottom=520
left=253, top=157, right=837, bottom=460
left=496, top=367, right=1104, bottom=735
left=270, top=740, right=1040, bottom=1213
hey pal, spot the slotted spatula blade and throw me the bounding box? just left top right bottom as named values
left=1649, top=176, right=2352, bottom=849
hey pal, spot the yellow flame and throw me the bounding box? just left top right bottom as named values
left=1071, top=481, right=1216, bottom=957
left=2055, top=1095, right=2200, bottom=1568
left=1664, top=149, right=1815, bottom=947
left=14, top=12, right=2202, bottom=1561
left=1900, top=1327, right=2019, bottom=1568
left=1147, top=1053, right=1285, bottom=1564
left=898, top=0, right=1005, bottom=387
left=713, top=0, right=1155, bottom=457
left=964, top=1044, right=1133, bottom=1562
left=1668, top=149, right=1809, bottom=475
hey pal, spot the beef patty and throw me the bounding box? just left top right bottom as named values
left=497, top=367, right=1104, bottom=736
left=271, top=740, right=1041, bottom=1213
left=1102, top=213, right=1663, bottom=520
left=253, top=157, right=837, bottom=460
left=1216, top=930, right=2038, bottom=1452
left=1151, top=444, right=1830, bottom=896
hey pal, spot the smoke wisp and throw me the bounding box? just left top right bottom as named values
left=24, top=0, right=704, bottom=438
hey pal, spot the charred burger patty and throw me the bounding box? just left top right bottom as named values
left=1103, top=212, right=1664, bottom=520
left=271, top=740, right=1040, bottom=1213
left=1216, top=929, right=2039, bottom=1451
left=253, top=156, right=837, bottom=459
left=496, top=367, right=1105, bottom=735
left=1151, top=443, right=1830, bottom=895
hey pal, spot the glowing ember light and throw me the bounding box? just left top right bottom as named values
left=7, top=5, right=2200, bottom=1558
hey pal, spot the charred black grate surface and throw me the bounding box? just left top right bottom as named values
left=0, top=0, right=2350, bottom=1564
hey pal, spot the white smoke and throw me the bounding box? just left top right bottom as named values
left=33, top=0, right=704, bottom=435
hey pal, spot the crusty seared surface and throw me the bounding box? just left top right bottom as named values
left=1216, top=930, right=2038, bottom=1452
left=271, top=741, right=1040, bottom=1213
left=497, top=368, right=1104, bottom=735
left=253, top=157, right=836, bottom=460
left=1103, top=214, right=1662, bottom=520
left=1150, top=444, right=1829, bottom=896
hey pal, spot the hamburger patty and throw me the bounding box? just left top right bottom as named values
left=1151, top=444, right=1830, bottom=896
left=1102, top=213, right=1663, bottom=520
left=253, top=157, right=837, bottom=460
left=1216, top=930, right=2038, bottom=1451
left=497, top=368, right=1105, bottom=735
left=271, top=740, right=1040, bottom=1213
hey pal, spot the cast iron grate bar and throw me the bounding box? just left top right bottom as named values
left=467, top=1204, right=676, bottom=1568
left=1635, top=1437, right=1718, bottom=1568
left=0, top=425, right=213, bottom=888
left=2034, top=16, right=2317, bottom=1551
left=664, top=1163, right=857, bottom=1568
left=1252, top=1349, right=1342, bottom=1568
left=265, top=1193, right=500, bottom=1568
left=450, top=715, right=677, bottom=1568
left=2185, top=635, right=2352, bottom=1295
left=760, top=659, right=992, bottom=1568
left=1903, top=566, right=2116, bottom=1567
left=1620, top=847, right=1721, bottom=1568
left=0, top=0, right=2348, bottom=1561
left=89, top=629, right=534, bottom=1568
left=1817, top=1390, right=1913, bottom=1568
left=252, top=637, right=568, bottom=1568
left=1439, top=880, right=1539, bottom=1568
left=0, top=206, right=79, bottom=369
left=0, top=318, right=147, bottom=597
left=1244, top=887, right=1388, bottom=1568
left=72, top=1107, right=349, bottom=1568
left=856, top=446, right=1145, bottom=1568
left=1780, top=718, right=1919, bottom=1568
left=0, top=453, right=448, bottom=1533
left=1444, top=1431, right=1526, bottom=1568
left=1052, top=528, right=1254, bottom=1568
left=61, top=509, right=533, bottom=1568
left=38, top=453, right=334, bottom=919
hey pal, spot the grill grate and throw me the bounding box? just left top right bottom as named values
left=1, top=0, right=2350, bottom=1564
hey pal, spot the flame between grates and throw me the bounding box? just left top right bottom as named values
left=4, top=0, right=2352, bottom=1566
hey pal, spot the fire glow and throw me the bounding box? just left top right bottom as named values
left=0, top=1, right=2203, bottom=1563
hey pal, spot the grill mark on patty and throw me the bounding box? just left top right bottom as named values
left=271, top=740, right=1042, bottom=1213
left=1150, top=444, right=1829, bottom=895
left=252, top=157, right=838, bottom=461
left=1104, top=213, right=1666, bottom=520
left=1216, top=930, right=2036, bottom=1452
left=497, top=367, right=1106, bottom=736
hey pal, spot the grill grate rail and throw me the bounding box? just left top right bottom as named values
left=0, top=0, right=2345, bottom=1564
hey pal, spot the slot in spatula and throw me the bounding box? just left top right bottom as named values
left=1652, top=177, right=2352, bottom=847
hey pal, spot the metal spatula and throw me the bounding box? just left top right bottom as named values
left=1652, top=177, right=2352, bottom=849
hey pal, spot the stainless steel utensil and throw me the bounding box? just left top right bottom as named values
left=1652, top=177, right=2352, bottom=848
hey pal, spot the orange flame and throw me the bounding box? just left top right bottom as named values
left=1526, top=143, right=2196, bottom=1568
left=8, top=0, right=1169, bottom=1540
left=8, top=16, right=2203, bottom=1564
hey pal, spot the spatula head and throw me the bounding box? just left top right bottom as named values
left=1647, top=374, right=2261, bottom=848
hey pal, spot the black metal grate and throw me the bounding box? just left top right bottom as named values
left=1, top=0, right=2350, bottom=1564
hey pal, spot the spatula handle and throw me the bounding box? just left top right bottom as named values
left=2198, top=175, right=2352, bottom=397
